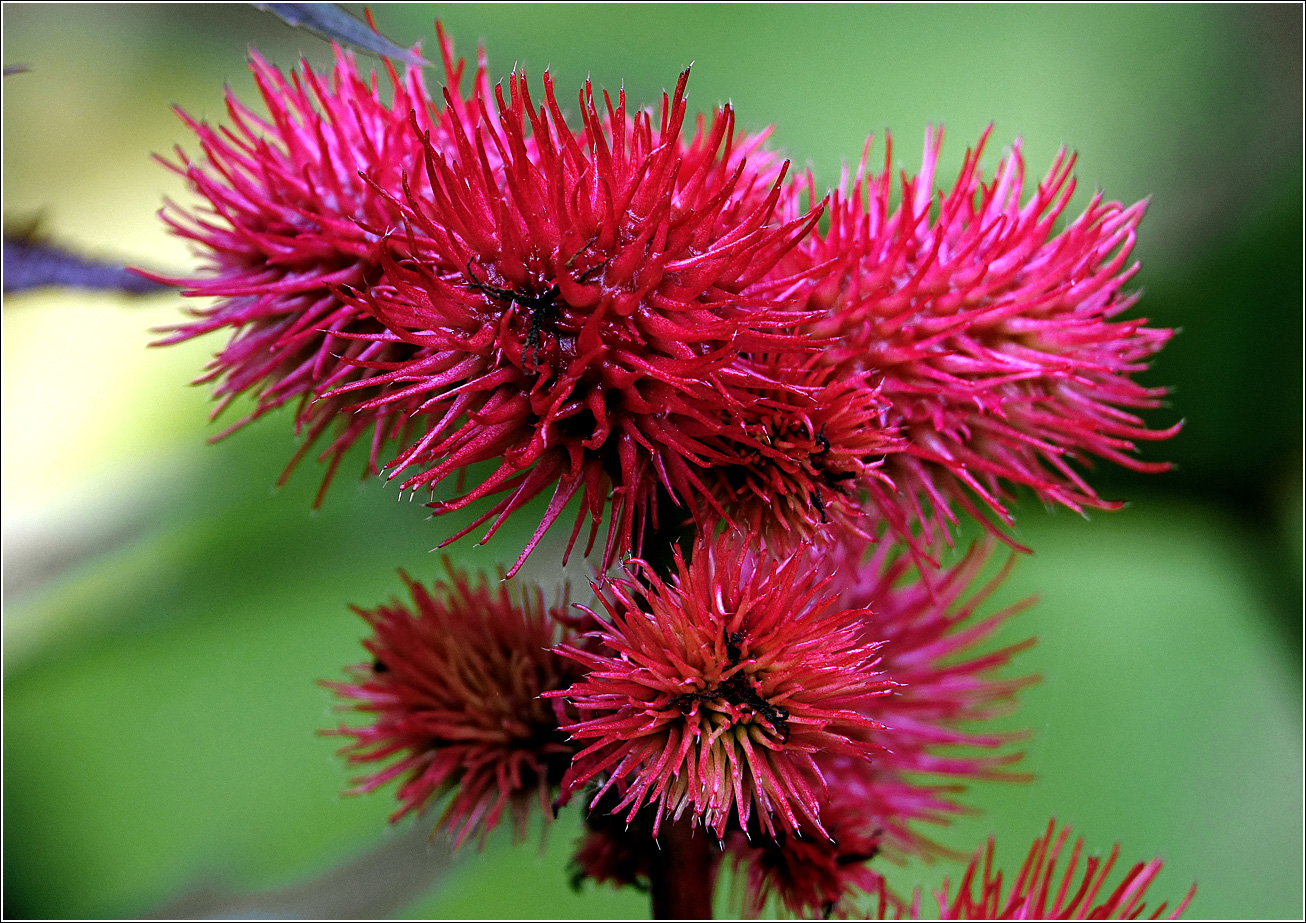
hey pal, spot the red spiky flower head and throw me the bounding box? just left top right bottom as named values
left=915, top=819, right=1196, bottom=919
left=787, top=128, right=1179, bottom=563
left=549, top=528, right=893, bottom=841
left=147, top=30, right=496, bottom=497
left=330, top=59, right=827, bottom=574
left=324, top=563, right=582, bottom=847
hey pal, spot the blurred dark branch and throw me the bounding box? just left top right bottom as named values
left=4, top=64, right=31, bottom=76
left=2, top=233, right=172, bottom=296
left=254, top=3, right=429, bottom=67
left=146, top=818, right=452, bottom=920
left=3, top=507, right=156, bottom=608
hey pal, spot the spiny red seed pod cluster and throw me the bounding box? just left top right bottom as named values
left=323, top=540, right=1195, bottom=919
left=155, top=29, right=1177, bottom=573
left=154, top=18, right=1190, bottom=918
left=784, top=127, right=1180, bottom=564
left=324, top=564, right=582, bottom=847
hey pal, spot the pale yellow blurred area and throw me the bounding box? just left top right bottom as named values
left=2, top=297, right=211, bottom=517
left=2, top=86, right=208, bottom=526
left=2, top=7, right=241, bottom=655
left=1, top=5, right=347, bottom=534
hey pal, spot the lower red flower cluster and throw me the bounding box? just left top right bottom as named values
left=327, top=531, right=1190, bottom=917
left=332, top=530, right=1032, bottom=912
left=154, top=19, right=1191, bottom=919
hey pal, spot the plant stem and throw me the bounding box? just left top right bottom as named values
left=650, top=815, right=716, bottom=919
left=639, top=493, right=714, bottom=918
left=640, top=491, right=696, bottom=581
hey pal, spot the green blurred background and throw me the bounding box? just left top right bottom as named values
left=3, top=3, right=1301, bottom=918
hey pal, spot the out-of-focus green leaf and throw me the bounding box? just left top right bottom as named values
left=884, top=499, right=1303, bottom=920
left=2, top=424, right=548, bottom=917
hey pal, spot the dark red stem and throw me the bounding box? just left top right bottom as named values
left=641, top=493, right=714, bottom=918
left=650, top=815, right=716, bottom=919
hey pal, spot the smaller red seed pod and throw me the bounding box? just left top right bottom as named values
left=549, top=528, right=894, bottom=842
left=324, top=562, right=582, bottom=848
